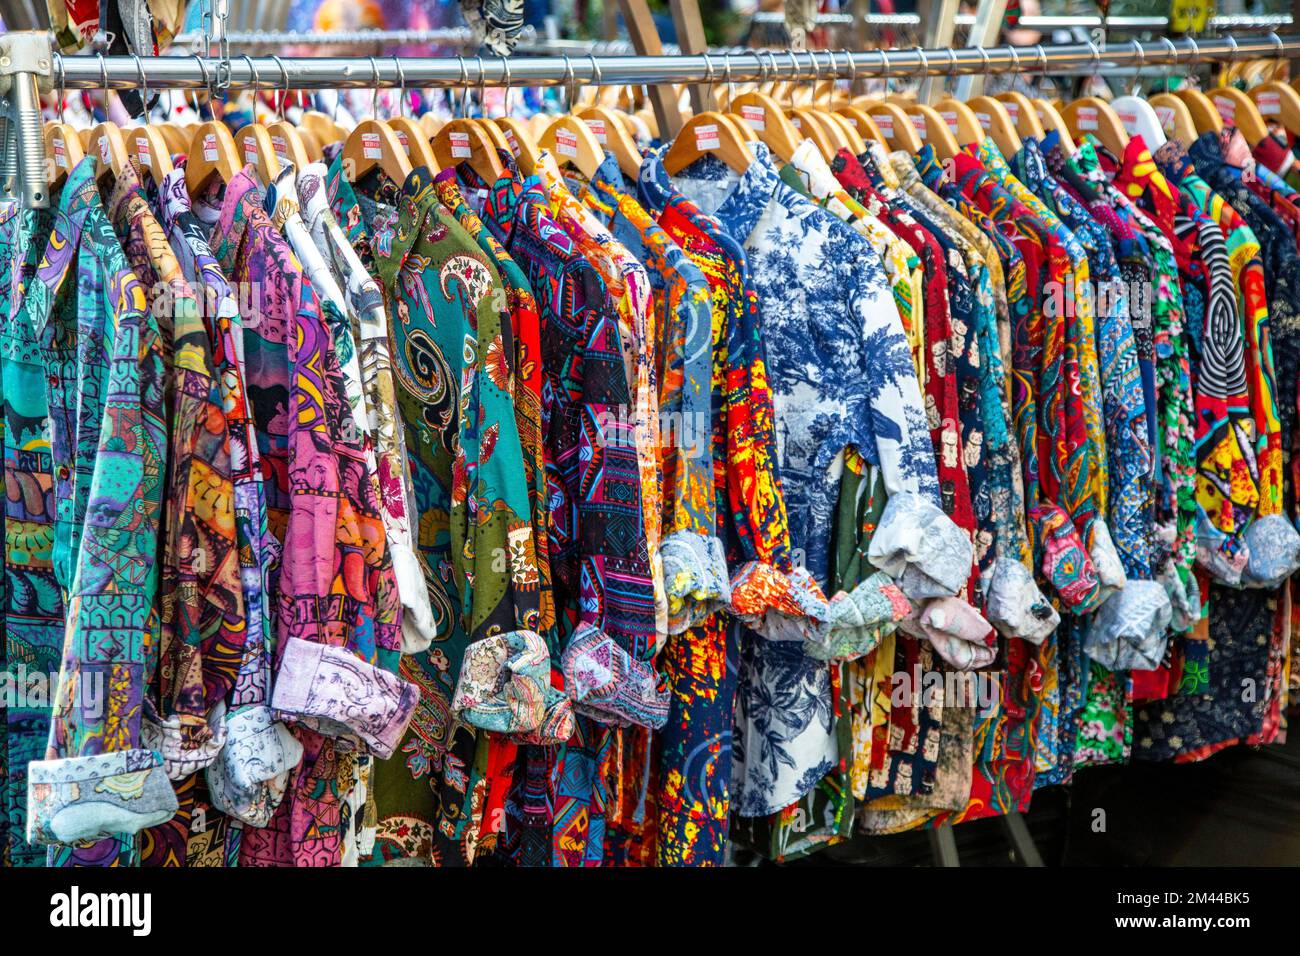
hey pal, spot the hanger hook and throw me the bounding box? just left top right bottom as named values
left=454, top=54, right=468, bottom=119
left=1185, top=35, right=1200, bottom=81
left=977, top=46, right=990, bottom=78
left=98, top=51, right=110, bottom=116
left=392, top=55, right=407, bottom=120
left=270, top=54, right=289, bottom=122
left=943, top=47, right=958, bottom=80
left=1159, top=35, right=1177, bottom=91
left=843, top=48, right=857, bottom=94
left=55, top=54, right=67, bottom=124
left=501, top=56, right=512, bottom=118
left=241, top=55, right=261, bottom=117
left=1269, top=31, right=1285, bottom=80
left=587, top=53, right=602, bottom=106
left=913, top=45, right=930, bottom=84
left=1036, top=43, right=1048, bottom=80
left=561, top=53, right=576, bottom=112
left=366, top=55, right=379, bottom=119
left=1006, top=43, right=1021, bottom=77
left=476, top=55, right=487, bottom=116
left=878, top=46, right=892, bottom=91
left=133, top=53, right=150, bottom=120
left=723, top=49, right=735, bottom=106
left=1081, top=38, right=1099, bottom=80
left=1224, top=33, right=1239, bottom=68
left=191, top=52, right=209, bottom=119
left=1129, top=40, right=1145, bottom=97
left=823, top=49, right=837, bottom=106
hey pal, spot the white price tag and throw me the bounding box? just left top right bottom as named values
left=1213, top=95, right=1236, bottom=122
left=136, top=140, right=152, bottom=168
left=741, top=104, right=766, bottom=131
left=875, top=111, right=894, bottom=137
left=941, top=110, right=958, bottom=136
left=271, top=134, right=289, bottom=163
left=586, top=118, right=607, bottom=143
left=203, top=133, right=218, bottom=162
left=1076, top=106, right=1098, bottom=131
left=1117, top=109, right=1139, bottom=134
left=975, top=111, right=992, bottom=132
left=1154, top=105, right=1176, bottom=133
left=394, top=130, right=410, bottom=155
left=362, top=131, right=382, bottom=160
left=911, top=113, right=927, bottom=139
left=449, top=131, right=471, bottom=159
left=53, top=136, right=67, bottom=169
left=243, top=137, right=258, bottom=164
left=694, top=123, right=720, bottom=151
left=1258, top=91, right=1281, bottom=116
left=554, top=127, right=578, bottom=158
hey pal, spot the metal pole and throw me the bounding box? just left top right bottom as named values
left=47, top=35, right=1300, bottom=89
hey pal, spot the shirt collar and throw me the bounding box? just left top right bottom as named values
left=688, top=140, right=779, bottom=244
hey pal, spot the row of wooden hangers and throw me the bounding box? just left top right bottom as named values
left=41, top=75, right=657, bottom=201
left=42, top=54, right=1300, bottom=203
left=649, top=53, right=1300, bottom=178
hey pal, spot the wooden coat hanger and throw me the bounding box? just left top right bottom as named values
left=1034, top=100, right=1077, bottom=152
left=897, top=103, right=961, bottom=159
left=663, top=110, right=754, bottom=175
left=863, top=101, right=923, bottom=153
left=495, top=116, right=544, bottom=174
left=123, top=125, right=175, bottom=184
left=1174, top=88, right=1224, bottom=134
left=728, top=89, right=805, bottom=162
left=579, top=105, right=644, bottom=179
left=1062, top=97, right=1130, bottom=156
left=475, top=117, right=514, bottom=154
left=933, top=97, right=986, bottom=148
left=233, top=124, right=282, bottom=183
left=824, top=112, right=867, bottom=155
left=540, top=114, right=607, bottom=180
left=1207, top=85, right=1269, bottom=145
left=1251, top=79, right=1300, bottom=136
left=186, top=121, right=241, bottom=193
left=719, top=112, right=759, bottom=143
left=967, top=96, right=1022, bottom=156
left=266, top=121, right=313, bottom=170
left=434, top=118, right=507, bottom=182
left=418, top=112, right=445, bottom=140
left=157, top=124, right=191, bottom=156
left=787, top=107, right=841, bottom=159
left=44, top=120, right=85, bottom=188
left=1148, top=93, right=1199, bottom=143
left=344, top=119, right=413, bottom=186
left=301, top=110, right=345, bottom=148
left=992, top=91, right=1047, bottom=140
left=387, top=116, right=440, bottom=171
left=88, top=121, right=128, bottom=184
left=834, top=104, right=887, bottom=147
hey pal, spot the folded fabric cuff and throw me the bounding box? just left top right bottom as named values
left=1241, top=514, right=1300, bottom=589
left=1030, top=502, right=1101, bottom=611
left=392, top=540, right=437, bottom=654
left=867, top=491, right=973, bottom=600
left=805, top=572, right=912, bottom=662
left=27, top=749, right=178, bottom=846
left=661, top=530, right=732, bottom=634
left=981, top=557, right=1059, bottom=645
left=271, top=637, right=419, bottom=759
left=1083, top=579, right=1173, bottom=671
left=205, top=704, right=304, bottom=827
left=1194, top=512, right=1248, bottom=586
left=561, top=623, right=670, bottom=729
left=452, top=629, right=562, bottom=736
left=1087, top=519, right=1127, bottom=609
left=141, top=700, right=228, bottom=780
left=911, top=596, right=996, bottom=671
left=508, top=690, right=576, bottom=745
left=728, top=561, right=832, bottom=641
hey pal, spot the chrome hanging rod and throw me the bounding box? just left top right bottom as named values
left=750, top=12, right=1295, bottom=31
left=46, top=34, right=1300, bottom=91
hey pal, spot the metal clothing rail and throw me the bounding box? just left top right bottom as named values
left=171, top=26, right=541, bottom=49
left=43, top=33, right=1300, bottom=90
left=4, top=31, right=1300, bottom=209
left=749, top=11, right=1296, bottom=31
